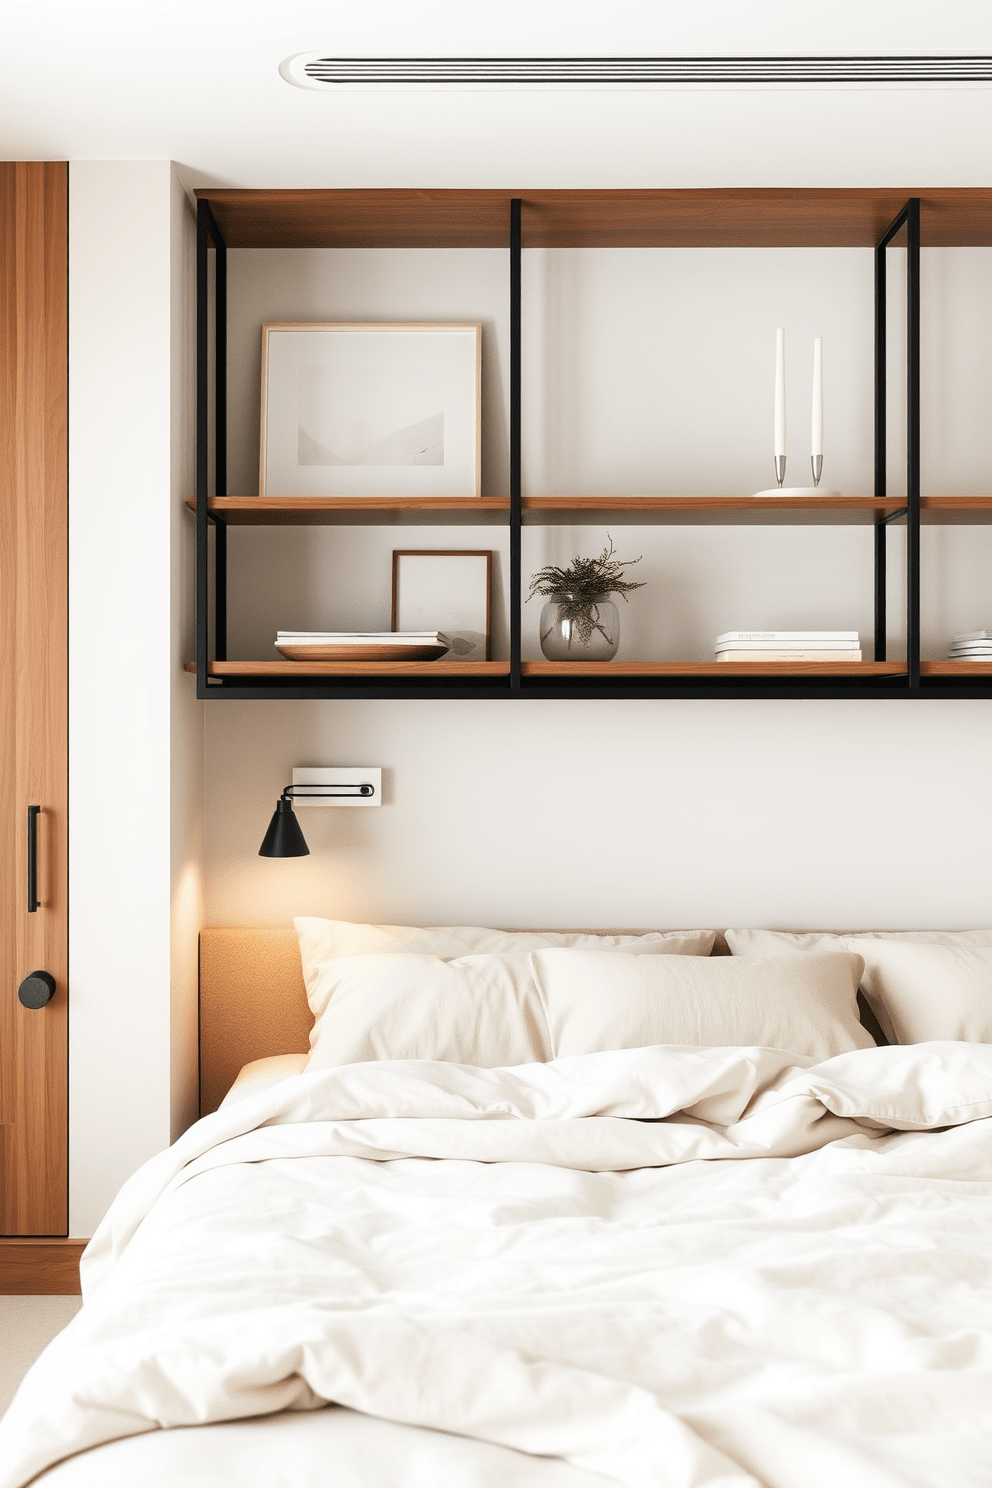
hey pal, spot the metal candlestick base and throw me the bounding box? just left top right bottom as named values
left=774, top=455, right=787, bottom=487
left=753, top=486, right=842, bottom=498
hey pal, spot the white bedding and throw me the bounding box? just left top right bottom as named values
left=6, top=1042, right=992, bottom=1488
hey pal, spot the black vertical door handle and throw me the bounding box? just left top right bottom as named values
left=27, top=804, right=40, bottom=913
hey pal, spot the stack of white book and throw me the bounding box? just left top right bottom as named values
left=948, top=630, right=992, bottom=661
left=715, top=630, right=862, bottom=662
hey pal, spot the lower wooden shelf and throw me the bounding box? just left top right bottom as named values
left=185, top=660, right=510, bottom=677
left=522, top=661, right=907, bottom=677
left=920, top=660, right=992, bottom=675
left=185, top=659, right=915, bottom=680
left=184, top=659, right=992, bottom=689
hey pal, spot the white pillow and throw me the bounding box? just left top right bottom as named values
left=725, top=928, right=992, bottom=1043
left=294, top=917, right=716, bottom=1013
left=529, top=948, right=872, bottom=1062
left=219, top=1053, right=309, bottom=1109
left=305, top=953, right=552, bottom=1070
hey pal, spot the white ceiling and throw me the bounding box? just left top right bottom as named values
left=3, top=0, right=992, bottom=189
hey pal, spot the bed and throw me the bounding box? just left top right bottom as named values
left=4, top=922, right=992, bottom=1488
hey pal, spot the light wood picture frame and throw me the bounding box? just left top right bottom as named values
left=259, top=322, right=482, bottom=497
left=392, top=550, right=493, bottom=662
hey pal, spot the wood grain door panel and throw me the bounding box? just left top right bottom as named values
left=0, top=162, right=69, bottom=1236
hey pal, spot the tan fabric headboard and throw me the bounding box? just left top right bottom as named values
left=197, top=927, right=885, bottom=1117
left=200, top=928, right=312, bottom=1117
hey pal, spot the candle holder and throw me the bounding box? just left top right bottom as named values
left=754, top=456, right=839, bottom=499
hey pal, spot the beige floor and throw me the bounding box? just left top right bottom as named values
left=0, top=1295, right=82, bottom=1417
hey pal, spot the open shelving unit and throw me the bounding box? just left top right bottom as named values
left=190, top=187, right=992, bottom=701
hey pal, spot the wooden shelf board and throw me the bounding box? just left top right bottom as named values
left=185, top=660, right=510, bottom=677
left=522, top=661, right=906, bottom=678
left=524, top=495, right=907, bottom=527
left=195, top=188, right=992, bottom=250
left=920, top=497, right=992, bottom=525
left=187, top=495, right=992, bottom=529
left=921, top=660, right=992, bottom=675
left=186, top=497, right=509, bottom=527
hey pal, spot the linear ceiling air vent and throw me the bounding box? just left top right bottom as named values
left=280, top=54, right=992, bottom=89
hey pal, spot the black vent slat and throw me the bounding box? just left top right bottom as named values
left=292, top=55, right=992, bottom=86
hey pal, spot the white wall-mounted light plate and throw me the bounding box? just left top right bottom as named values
left=292, top=767, right=382, bottom=807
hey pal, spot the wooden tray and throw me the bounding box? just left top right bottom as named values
left=275, top=642, right=449, bottom=662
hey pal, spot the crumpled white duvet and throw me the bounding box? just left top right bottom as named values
left=6, top=1041, right=992, bottom=1488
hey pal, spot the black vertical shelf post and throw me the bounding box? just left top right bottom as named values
left=195, top=200, right=228, bottom=695
left=509, top=198, right=522, bottom=689
left=906, top=197, right=921, bottom=689
left=214, top=213, right=228, bottom=663
left=874, top=198, right=922, bottom=687
left=195, top=201, right=210, bottom=691
left=873, top=233, right=887, bottom=661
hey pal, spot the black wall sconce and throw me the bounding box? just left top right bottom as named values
left=259, top=782, right=376, bottom=858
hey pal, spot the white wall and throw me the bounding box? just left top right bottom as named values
left=206, top=697, right=992, bottom=932
left=69, top=161, right=202, bottom=1237
left=169, top=166, right=204, bottom=1146
left=203, top=240, right=992, bottom=934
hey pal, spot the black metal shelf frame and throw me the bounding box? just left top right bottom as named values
left=193, top=193, right=991, bottom=701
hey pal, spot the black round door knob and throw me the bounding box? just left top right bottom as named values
left=18, top=970, right=56, bottom=1009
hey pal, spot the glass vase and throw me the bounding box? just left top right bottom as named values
left=539, top=593, right=620, bottom=661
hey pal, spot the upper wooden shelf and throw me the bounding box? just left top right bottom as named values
left=195, top=188, right=992, bottom=251
left=525, top=495, right=905, bottom=527
left=186, top=495, right=992, bottom=527
left=185, top=496, right=509, bottom=527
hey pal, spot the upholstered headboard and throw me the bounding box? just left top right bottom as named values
left=199, top=928, right=312, bottom=1117
left=197, top=927, right=884, bottom=1116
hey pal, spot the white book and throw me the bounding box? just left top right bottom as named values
left=716, top=649, right=862, bottom=662
left=276, top=631, right=442, bottom=641
left=714, top=637, right=861, bottom=652
left=715, top=630, right=858, bottom=644
left=276, top=632, right=447, bottom=644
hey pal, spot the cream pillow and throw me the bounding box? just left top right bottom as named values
left=529, top=948, right=872, bottom=1062
left=726, top=928, right=992, bottom=1043
left=220, top=1054, right=309, bottom=1109
left=305, top=953, right=551, bottom=1069
left=294, top=917, right=715, bottom=1011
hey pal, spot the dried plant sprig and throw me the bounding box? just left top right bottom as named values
left=527, top=537, right=646, bottom=604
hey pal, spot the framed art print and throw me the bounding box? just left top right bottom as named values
left=260, top=322, right=482, bottom=497
left=392, top=550, right=492, bottom=661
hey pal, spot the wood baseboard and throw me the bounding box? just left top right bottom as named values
left=0, top=1238, right=86, bottom=1294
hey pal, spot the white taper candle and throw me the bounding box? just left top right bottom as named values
left=811, top=337, right=823, bottom=458
left=774, top=327, right=786, bottom=457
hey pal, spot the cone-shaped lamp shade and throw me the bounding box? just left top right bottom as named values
left=259, top=797, right=310, bottom=858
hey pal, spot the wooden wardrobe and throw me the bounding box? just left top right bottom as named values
left=0, top=162, right=71, bottom=1273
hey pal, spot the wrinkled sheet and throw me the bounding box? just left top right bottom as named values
left=5, top=1042, right=992, bottom=1488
